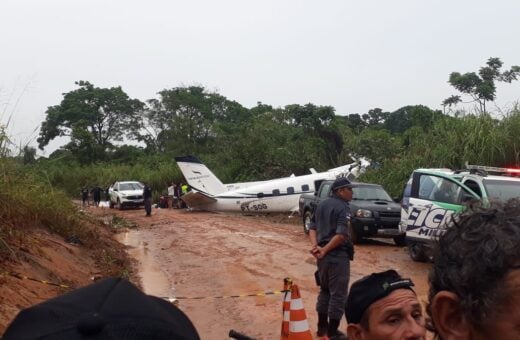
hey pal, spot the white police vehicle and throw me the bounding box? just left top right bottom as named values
left=400, top=165, right=520, bottom=262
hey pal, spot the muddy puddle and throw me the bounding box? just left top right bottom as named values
left=115, top=230, right=174, bottom=299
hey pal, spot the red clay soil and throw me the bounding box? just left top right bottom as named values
left=0, top=210, right=134, bottom=333
left=0, top=204, right=432, bottom=339
left=95, top=206, right=432, bottom=339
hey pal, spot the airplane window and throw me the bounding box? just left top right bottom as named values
left=287, top=187, right=294, bottom=194
left=301, top=184, right=309, bottom=191
left=272, top=189, right=280, bottom=196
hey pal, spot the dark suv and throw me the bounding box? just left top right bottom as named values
left=299, top=181, right=404, bottom=245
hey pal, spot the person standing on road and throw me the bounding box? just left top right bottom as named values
left=81, top=187, right=89, bottom=207
left=180, top=182, right=189, bottom=209
left=308, top=177, right=354, bottom=340
left=174, top=182, right=182, bottom=208
left=91, top=186, right=102, bottom=207
left=143, top=183, right=153, bottom=216
left=167, top=182, right=175, bottom=209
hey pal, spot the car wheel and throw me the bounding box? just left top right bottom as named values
left=348, top=222, right=360, bottom=244
left=393, top=234, right=406, bottom=246
left=408, top=243, right=427, bottom=262
left=303, top=211, right=312, bottom=234
left=117, top=199, right=123, bottom=210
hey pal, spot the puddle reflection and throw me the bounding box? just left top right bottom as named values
left=115, top=231, right=174, bottom=298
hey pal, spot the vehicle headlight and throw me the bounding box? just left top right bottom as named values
left=356, top=209, right=372, bottom=218
left=121, top=193, right=127, bottom=197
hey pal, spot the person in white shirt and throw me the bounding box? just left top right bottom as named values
left=167, top=182, right=175, bottom=209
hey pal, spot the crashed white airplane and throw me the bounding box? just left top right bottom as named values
left=174, top=155, right=369, bottom=213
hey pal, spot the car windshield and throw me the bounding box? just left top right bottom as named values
left=483, top=179, right=520, bottom=201
left=120, top=182, right=143, bottom=191
left=352, top=186, right=393, bottom=201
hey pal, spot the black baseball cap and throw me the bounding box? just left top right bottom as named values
left=332, top=177, right=353, bottom=191
left=3, top=277, right=200, bottom=340
left=346, top=270, right=415, bottom=324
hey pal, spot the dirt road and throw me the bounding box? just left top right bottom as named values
left=106, top=206, right=430, bottom=339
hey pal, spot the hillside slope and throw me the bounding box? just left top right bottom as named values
left=0, top=207, right=134, bottom=333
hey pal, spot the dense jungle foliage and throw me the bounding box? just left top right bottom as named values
left=28, top=96, right=520, bottom=199
left=5, top=58, right=520, bottom=200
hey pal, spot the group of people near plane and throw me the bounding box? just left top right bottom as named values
left=309, top=176, right=520, bottom=339
left=165, top=182, right=189, bottom=209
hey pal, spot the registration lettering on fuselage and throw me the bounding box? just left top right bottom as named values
left=240, top=202, right=268, bottom=212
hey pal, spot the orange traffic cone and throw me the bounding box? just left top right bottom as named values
left=281, top=278, right=292, bottom=339
left=281, top=278, right=313, bottom=340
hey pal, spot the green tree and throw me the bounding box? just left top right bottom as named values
left=131, top=98, right=168, bottom=153
left=141, top=86, right=249, bottom=156
left=352, top=127, right=400, bottom=163
left=213, top=111, right=326, bottom=181
left=108, top=145, right=146, bottom=164
left=284, top=103, right=343, bottom=166
left=37, top=81, right=143, bottom=162
left=285, top=103, right=335, bottom=130
left=443, top=57, right=520, bottom=113
left=21, top=145, right=37, bottom=165
left=384, top=105, right=442, bottom=134
left=362, top=108, right=389, bottom=127
left=342, top=114, right=366, bottom=134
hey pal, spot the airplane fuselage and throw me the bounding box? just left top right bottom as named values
left=189, top=172, right=339, bottom=212
left=175, top=155, right=367, bottom=213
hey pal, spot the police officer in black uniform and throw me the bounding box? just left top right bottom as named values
left=309, top=177, right=354, bottom=340
left=143, top=183, right=153, bottom=216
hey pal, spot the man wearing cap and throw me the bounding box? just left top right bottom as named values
left=308, top=176, right=354, bottom=339
left=345, top=270, right=426, bottom=340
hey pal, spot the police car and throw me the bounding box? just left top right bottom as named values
left=400, top=165, right=520, bottom=262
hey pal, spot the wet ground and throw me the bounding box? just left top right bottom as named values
left=104, top=206, right=431, bottom=339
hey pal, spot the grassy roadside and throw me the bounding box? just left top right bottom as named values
left=0, top=157, right=138, bottom=332
left=0, top=156, right=137, bottom=275
left=0, top=158, right=89, bottom=260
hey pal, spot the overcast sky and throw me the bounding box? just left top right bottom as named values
left=1, top=0, right=519, bottom=155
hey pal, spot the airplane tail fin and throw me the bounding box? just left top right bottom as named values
left=175, top=156, right=227, bottom=195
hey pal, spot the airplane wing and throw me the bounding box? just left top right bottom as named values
left=327, top=157, right=371, bottom=178
left=181, top=191, right=217, bottom=207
